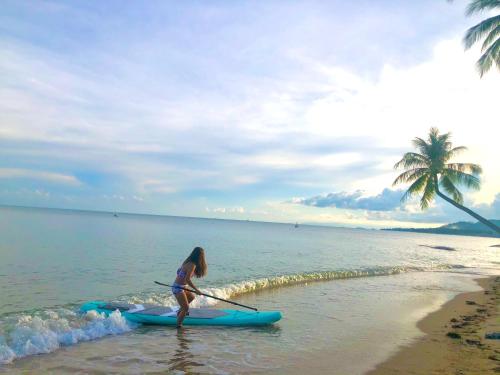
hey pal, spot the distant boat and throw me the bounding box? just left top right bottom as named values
left=113, top=213, right=118, bottom=217
left=294, top=222, right=299, bottom=228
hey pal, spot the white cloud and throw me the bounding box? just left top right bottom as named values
left=0, top=168, right=81, bottom=186
left=294, top=188, right=404, bottom=211
left=297, top=39, right=500, bottom=200
left=207, top=206, right=245, bottom=214
left=34, top=189, right=50, bottom=198
left=139, top=179, right=177, bottom=194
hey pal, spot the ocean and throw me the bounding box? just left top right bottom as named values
left=0, top=206, right=498, bottom=374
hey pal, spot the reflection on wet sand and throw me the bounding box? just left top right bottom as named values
left=167, top=329, right=204, bottom=373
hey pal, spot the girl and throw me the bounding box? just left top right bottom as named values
left=171, top=246, right=207, bottom=327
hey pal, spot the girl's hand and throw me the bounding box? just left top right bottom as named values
left=186, top=278, right=201, bottom=295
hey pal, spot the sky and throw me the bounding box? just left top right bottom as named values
left=0, top=0, right=499, bottom=228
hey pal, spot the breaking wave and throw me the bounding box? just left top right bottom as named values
left=0, top=309, right=134, bottom=365
left=126, top=264, right=465, bottom=307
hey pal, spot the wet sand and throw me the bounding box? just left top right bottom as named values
left=368, top=275, right=500, bottom=375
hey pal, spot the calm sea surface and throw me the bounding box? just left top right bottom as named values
left=0, top=206, right=498, bottom=373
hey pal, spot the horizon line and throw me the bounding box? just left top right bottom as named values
left=0, top=203, right=360, bottom=230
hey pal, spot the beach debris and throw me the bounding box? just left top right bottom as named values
left=465, top=339, right=481, bottom=346
left=477, top=308, right=487, bottom=313
left=486, top=333, right=500, bottom=340
left=462, top=315, right=477, bottom=321
left=450, top=318, right=458, bottom=322
left=447, top=332, right=462, bottom=339
left=418, top=244, right=456, bottom=251
left=489, top=244, right=500, bottom=248
left=466, top=300, right=476, bottom=305
left=489, top=355, right=500, bottom=362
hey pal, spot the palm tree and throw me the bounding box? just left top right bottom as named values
left=393, top=128, right=500, bottom=233
left=462, top=0, right=500, bottom=77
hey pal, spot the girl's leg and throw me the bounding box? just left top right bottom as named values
left=185, top=290, right=195, bottom=305
left=174, top=292, right=189, bottom=328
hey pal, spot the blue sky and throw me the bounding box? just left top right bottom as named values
left=1, top=0, right=499, bottom=227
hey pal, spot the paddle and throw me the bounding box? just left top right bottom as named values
left=154, top=281, right=258, bottom=311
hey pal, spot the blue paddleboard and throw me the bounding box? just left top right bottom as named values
left=80, top=301, right=282, bottom=326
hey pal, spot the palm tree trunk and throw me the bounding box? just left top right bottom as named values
left=435, top=189, right=500, bottom=234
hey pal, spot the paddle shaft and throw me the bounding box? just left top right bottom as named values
left=154, top=281, right=258, bottom=311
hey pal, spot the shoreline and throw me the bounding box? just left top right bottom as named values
left=368, top=275, right=500, bottom=375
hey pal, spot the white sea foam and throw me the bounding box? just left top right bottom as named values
left=129, top=265, right=462, bottom=307
left=0, top=338, right=15, bottom=365
left=0, top=310, right=133, bottom=365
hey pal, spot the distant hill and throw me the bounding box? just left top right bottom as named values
left=383, top=220, right=500, bottom=238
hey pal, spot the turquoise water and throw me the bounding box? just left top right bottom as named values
left=0, top=206, right=498, bottom=372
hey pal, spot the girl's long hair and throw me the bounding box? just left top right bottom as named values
left=183, top=246, right=207, bottom=278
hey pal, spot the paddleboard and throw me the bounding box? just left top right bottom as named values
left=80, top=301, right=282, bottom=326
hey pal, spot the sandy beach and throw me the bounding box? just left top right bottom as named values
left=369, top=275, right=500, bottom=375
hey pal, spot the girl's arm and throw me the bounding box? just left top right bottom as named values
left=185, top=264, right=202, bottom=294
left=187, top=278, right=201, bottom=295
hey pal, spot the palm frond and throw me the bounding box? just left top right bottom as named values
left=420, top=177, right=436, bottom=210
left=428, top=128, right=440, bottom=147
left=439, top=175, right=464, bottom=204
left=428, top=127, right=451, bottom=144
left=482, top=25, right=500, bottom=51
left=401, top=174, right=428, bottom=203
left=443, top=141, right=453, bottom=151
left=411, top=137, right=431, bottom=157
left=444, top=146, right=468, bottom=162
left=445, top=162, right=483, bottom=175
left=425, top=128, right=451, bottom=166
left=442, top=169, right=481, bottom=190
left=394, top=152, right=429, bottom=170
left=429, top=127, right=441, bottom=138
left=393, top=168, right=428, bottom=186
left=437, top=131, right=451, bottom=145
left=464, top=15, right=500, bottom=49
left=466, top=0, right=500, bottom=16
left=476, top=38, right=500, bottom=76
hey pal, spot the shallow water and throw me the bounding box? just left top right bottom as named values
left=0, top=206, right=498, bottom=372
left=4, top=273, right=484, bottom=374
